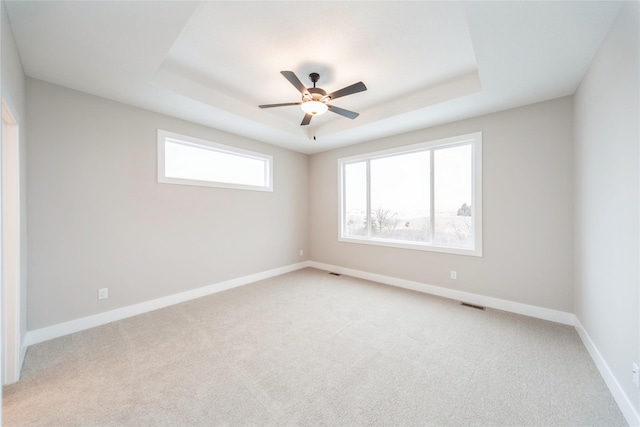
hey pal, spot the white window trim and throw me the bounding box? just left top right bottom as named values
left=338, top=132, right=482, bottom=257
left=157, top=129, right=273, bottom=192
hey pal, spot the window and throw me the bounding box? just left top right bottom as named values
left=157, top=130, right=273, bottom=191
left=339, top=132, right=482, bottom=256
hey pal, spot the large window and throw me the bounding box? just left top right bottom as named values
left=157, top=130, right=272, bottom=191
left=339, top=132, right=482, bottom=256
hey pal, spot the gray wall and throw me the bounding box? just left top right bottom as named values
left=1, top=0, right=28, bottom=347
left=13, top=4, right=640, bottom=418
left=574, top=1, right=639, bottom=415
left=26, top=78, right=308, bottom=330
left=309, top=96, right=574, bottom=312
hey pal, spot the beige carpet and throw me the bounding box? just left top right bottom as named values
left=3, top=268, right=627, bottom=426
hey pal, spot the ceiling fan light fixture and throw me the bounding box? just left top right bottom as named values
left=259, top=71, right=366, bottom=125
left=301, top=100, right=328, bottom=116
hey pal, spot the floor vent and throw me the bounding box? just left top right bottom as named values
left=460, top=302, right=485, bottom=311
left=329, top=272, right=342, bottom=276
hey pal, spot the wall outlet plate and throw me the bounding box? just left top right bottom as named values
left=633, top=363, right=639, bottom=387
left=98, top=288, right=108, bottom=300
left=450, top=271, right=457, bottom=280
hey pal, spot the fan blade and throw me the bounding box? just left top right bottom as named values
left=301, top=114, right=313, bottom=126
left=259, top=102, right=301, bottom=109
left=326, top=81, right=367, bottom=100
left=281, top=71, right=309, bottom=96
left=327, top=104, right=359, bottom=119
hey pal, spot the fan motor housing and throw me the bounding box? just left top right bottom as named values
left=303, top=87, right=327, bottom=103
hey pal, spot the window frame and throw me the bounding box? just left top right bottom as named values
left=157, top=129, right=273, bottom=192
left=338, top=132, right=482, bottom=257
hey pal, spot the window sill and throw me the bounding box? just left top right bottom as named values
left=338, top=236, right=482, bottom=257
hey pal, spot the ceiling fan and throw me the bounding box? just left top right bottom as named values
left=259, top=71, right=367, bottom=126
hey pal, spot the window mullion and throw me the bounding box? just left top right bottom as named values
left=429, top=149, right=435, bottom=243
left=366, top=160, right=372, bottom=237
left=340, top=163, right=346, bottom=237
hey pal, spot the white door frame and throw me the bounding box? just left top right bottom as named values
left=2, top=98, right=21, bottom=385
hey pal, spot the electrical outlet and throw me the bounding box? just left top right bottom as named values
left=450, top=271, right=457, bottom=280
left=98, top=288, right=108, bottom=300
left=299, top=249, right=304, bottom=256
left=633, top=363, right=639, bottom=387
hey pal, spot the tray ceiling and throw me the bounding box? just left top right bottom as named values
left=5, top=1, right=623, bottom=154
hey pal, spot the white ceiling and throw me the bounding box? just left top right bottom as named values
left=5, top=1, right=623, bottom=154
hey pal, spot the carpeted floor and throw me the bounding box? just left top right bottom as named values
left=3, top=268, right=627, bottom=426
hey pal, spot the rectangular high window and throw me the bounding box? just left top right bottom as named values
left=339, top=132, right=482, bottom=256
left=157, top=130, right=273, bottom=192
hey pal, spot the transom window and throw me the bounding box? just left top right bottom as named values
left=338, top=132, right=482, bottom=256
left=157, top=130, right=272, bottom=192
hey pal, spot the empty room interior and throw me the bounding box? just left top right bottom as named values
left=1, top=1, right=639, bottom=425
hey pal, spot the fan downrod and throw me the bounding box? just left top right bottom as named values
left=309, top=73, right=320, bottom=87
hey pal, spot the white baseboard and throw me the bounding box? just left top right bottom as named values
left=23, top=261, right=573, bottom=347
left=308, top=261, right=575, bottom=325
left=575, top=319, right=640, bottom=427
left=22, top=260, right=636, bottom=424
left=308, top=261, right=638, bottom=425
left=25, top=262, right=310, bottom=347
left=19, top=341, right=27, bottom=376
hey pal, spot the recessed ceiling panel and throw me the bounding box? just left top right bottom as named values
left=156, top=1, right=479, bottom=134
